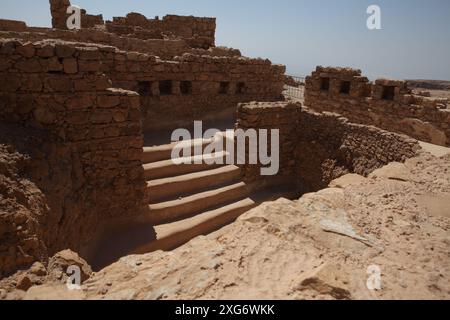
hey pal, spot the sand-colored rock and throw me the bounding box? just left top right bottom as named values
left=295, top=263, right=352, bottom=300
left=329, top=174, right=367, bottom=188
left=415, top=194, right=450, bottom=218
left=400, top=118, right=447, bottom=146
left=368, top=162, right=412, bottom=182
left=419, top=141, right=450, bottom=157
left=24, top=284, right=86, bottom=300
left=47, top=250, right=92, bottom=283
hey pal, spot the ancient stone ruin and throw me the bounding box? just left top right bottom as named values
left=0, top=0, right=449, bottom=300
left=305, top=66, right=450, bottom=146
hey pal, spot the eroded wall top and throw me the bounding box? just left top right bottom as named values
left=49, top=0, right=216, bottom=49
left=305, top=66, right=450, bottom=146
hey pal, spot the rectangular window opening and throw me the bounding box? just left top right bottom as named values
left=236, top=82, right=246, bottom=95
left=219, top=82, right=230, bottom=95
left=382, top=86, right=396, bottom=100
left=180, top=81, right=192, bottom=95
left=137, top=81, right=152, bottom=97
left=340, top=81, right=351, bottom=95
left=159, top=80, right=172, bottom=96
left=320, top=77, right=330, bottom=92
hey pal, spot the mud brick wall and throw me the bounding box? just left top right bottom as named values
left=235, top=102, right=300, bottom=187
left=0, top=39, right=146, bottom=270
left=305, top=66, right=450, bottom=147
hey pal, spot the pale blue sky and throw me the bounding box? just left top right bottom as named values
left=1, top=0, right=449, bottom=80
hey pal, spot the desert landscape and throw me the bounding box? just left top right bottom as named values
left=0, top=0, right=449, bottom=301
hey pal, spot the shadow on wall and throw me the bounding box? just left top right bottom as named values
left=85, top=217, right=157, bottom=271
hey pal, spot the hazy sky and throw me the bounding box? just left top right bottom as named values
left=1, top=0, right=450, bottom=80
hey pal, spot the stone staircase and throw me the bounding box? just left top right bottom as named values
left=131, top=135, right=296, bottom=255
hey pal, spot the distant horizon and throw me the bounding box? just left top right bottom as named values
left=1, top=0, right=450, bottom=81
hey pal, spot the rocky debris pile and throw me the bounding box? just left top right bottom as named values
left=0, top=125, right=49, bottom=279
left=0, top=250, right=92, bottom=300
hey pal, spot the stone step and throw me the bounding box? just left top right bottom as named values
left=147, top=165, right=241, bottom=203
left=131, top=189, right=297, bottom=255
left=146, top=182, right=250, bottom=225
left=131, top=198, right=257, bottom=254
left=143, top=151, right=230, bottom=180
left=142, top=133, right=227, bottom=164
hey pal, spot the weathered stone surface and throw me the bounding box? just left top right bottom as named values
left=24, top=284, right=86, bottom=300
left=46, top=57, right=63, bottom=72
left=329, top=174, right=367, bottom=189
left=36, top=45, right=55, bottom=58
left=295, top=263, right=352, bottom=300
left=16, top=42, right=35, bottom=58
left=55, top=44, right=76, bottom=58
left=33, top=106, right=56, bottom=124
left=63, top=58, right=78, bottom=74
left=368, top=162, right=412, bottom=182
left=97, top=95, right=121, bottom=108
left=47, top=250, right=92, bottom=283
left=15, top=58, right=41, bottom=72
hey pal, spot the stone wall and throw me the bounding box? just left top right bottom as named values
left=304, top=66, right=450, bottom=147
left=0, top=36, right=285, bottom=132
left=0, top=26, right=237, bottom=61
left=161, top=15, right=216, bottom=49
left=107, top=13, right=216, bottom=49
left=49, top=0, right=215, bottom=49
left=104, top=52, right=285, bottom=131
left=296, top=107, right=420, bottom=192
left=0, top=19, right=27, bottom=32
left=0, top=39, right=146, bottom=274
left=236, top=102, right=299, bottom=187
left=235, top=101, right=421, bottom=192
